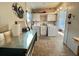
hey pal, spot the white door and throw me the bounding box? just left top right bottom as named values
left=63, top=9, right=69, bottom=44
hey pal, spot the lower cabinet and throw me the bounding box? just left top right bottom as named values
left=32, top=25, right=58, bottom=37
left=70, top=41, right=78, bottom=55
left=65, top=35, right=79, bottom=55
left=67, top=39, right=78, bottom=55
left=48, top=25, right=58, bottom=36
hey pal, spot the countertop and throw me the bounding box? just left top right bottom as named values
left=0, top=30, right=36, bottom=49
left=73, top=37, right=79, bottom=45
left=73, top=37, right=79, bottom=41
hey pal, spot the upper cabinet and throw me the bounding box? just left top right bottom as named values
left=32, top=14, right=40, bottom=21
left=47, top=14, right=56, bottom=21
left=32, top=13, right=57, bottom=22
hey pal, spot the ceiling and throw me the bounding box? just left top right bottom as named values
left=27, top=2, right=62, bottom=9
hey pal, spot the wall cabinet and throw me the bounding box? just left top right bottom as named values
left=33, top=13, right=56, bottom=22
left=47, top=14, right=56, bottom=21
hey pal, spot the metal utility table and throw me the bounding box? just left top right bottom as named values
left=0, top=30, right=37, bottom=56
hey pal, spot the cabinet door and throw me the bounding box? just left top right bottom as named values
left=70, top=39, right=78, bottom=55
left=48, top=26, right=58, bottom=36
left=47, top=14, right=56, bottom=21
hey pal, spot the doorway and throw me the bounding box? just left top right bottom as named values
left=57, top=9, right=67, bottom=36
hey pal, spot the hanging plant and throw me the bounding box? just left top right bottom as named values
left=12, top=3, right=24, bottom=19
left=17, top=6, right=24, bottom=18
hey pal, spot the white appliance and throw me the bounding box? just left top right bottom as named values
left=41, top=25, right=47, bottom=36
left=48, top=24, right=58, bottom=36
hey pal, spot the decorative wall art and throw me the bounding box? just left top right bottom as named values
left=12, top=3, right=24, bottom=18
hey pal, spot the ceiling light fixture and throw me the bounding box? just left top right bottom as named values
left=57, top=9, right=59, bottom=11
left=59, top=7, right=63, bottom=10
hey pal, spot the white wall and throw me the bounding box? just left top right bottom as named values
left=0, top=2, right=26, bottom=30
left=64, top=2, right=79, bottom=55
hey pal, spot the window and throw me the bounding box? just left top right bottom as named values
left=27, top=12, right=32, bottom=22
